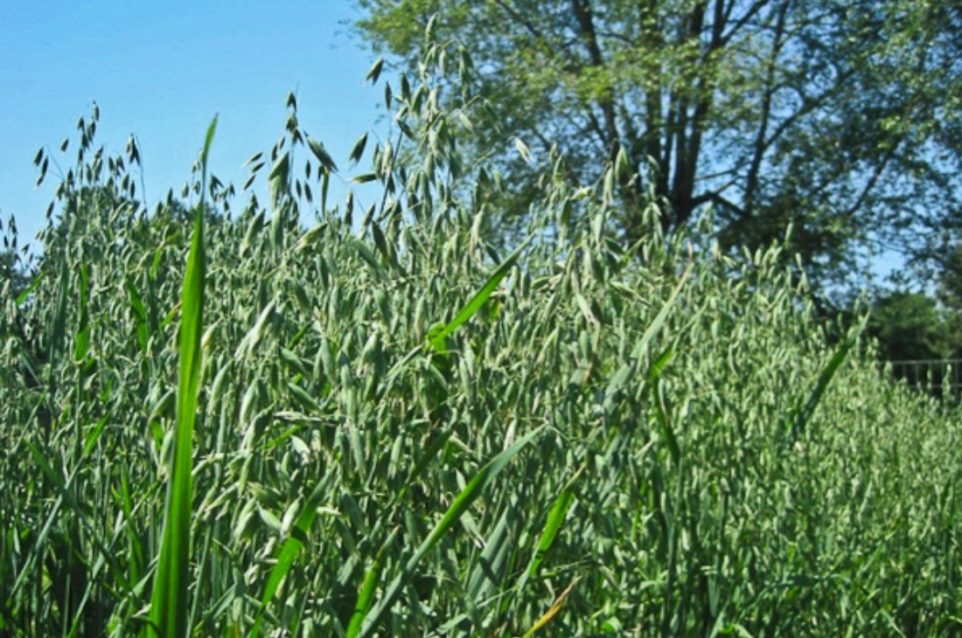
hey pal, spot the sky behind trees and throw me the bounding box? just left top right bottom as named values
left=0, top=1, right=383, bottom=249
left=0, top=0, right=913, bottom=282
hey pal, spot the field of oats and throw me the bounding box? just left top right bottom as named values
left=2, top=70, right=962, bottom=637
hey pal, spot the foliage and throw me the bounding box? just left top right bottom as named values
left=355, top=0, right=962, bottom=290
left=867, top=291, right=962, bottom=362
left=0, top=217, right=33, bottom=300
left=2, top=61, right=962, bottom=638
left=0, top=248, right=30, bottom=300
left=938, top=243, right=962, bottom=318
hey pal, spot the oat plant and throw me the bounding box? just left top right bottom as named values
left=1, top=36, right=961, bottom=638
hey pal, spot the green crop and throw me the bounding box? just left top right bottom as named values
left=147, top=116, right=216, bottom=638
left=1, top=52, right=962, bottom=637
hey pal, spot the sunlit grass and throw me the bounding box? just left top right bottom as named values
left=146, top=116, right=216, bottom=638
left=1, top=61, right=962, bottom=638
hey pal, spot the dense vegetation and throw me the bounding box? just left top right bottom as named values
left=356, top=1, right=962, bottom=367
left=356, top=0, right=962, bottom=294
left=2, top=52, right=962, bottom=637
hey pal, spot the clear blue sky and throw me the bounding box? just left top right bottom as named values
left=0, top=1, right=385, bottom=248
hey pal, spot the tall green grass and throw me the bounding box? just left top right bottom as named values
left=1, top=52, right=962, bottom=636
left=146, top=116, right=216, bottom=638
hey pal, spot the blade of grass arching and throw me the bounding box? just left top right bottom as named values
left=345, top=530, right=397, bottom=638
left=515, top=465, right=584, bottom=596
left=520, top=577, right=579, bottom=638
left=789, top=334, right=856, bottom=444
left=147, top=116, right=215, bottom=638
left=466, top=504, right=516, bottom=603
left=248, top=480, right=330, bottom=638
left=640, top=347, right=679, bottom=467
left=355, top=426, right=544, bottom=638
left=14, top=271, right=42, bottom=306
left=630, top=260, right=693, bottom=360
left=646, top=347, right=674, bottom=384
left=427, top=239, right=529, bottom=353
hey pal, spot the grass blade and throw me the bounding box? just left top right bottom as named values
left=630, top=259, right=693, bottom=360
left=345, top=531, right=396, bottom=638
left=7, top=417, right=108, bottom=604
left=520, top=577, right=579, bottom=638
left=515, top=465, right=584, bottom=596
left=356, top=426, right=543, bottom=637
left=73, top=264, right=90, bottom=363
left=427, top=240, right=528, bottom=353
left=249, top=481, right=329, bottom=638
left=14, top=271, right=43, bottom=306
left=790, top=333, right=857, bottom=444
left=147, top=116, right=215, bottom=638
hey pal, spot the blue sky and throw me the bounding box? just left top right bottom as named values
left=0, top=1, right=385, bottom=248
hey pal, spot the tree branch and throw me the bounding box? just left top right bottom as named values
left=571, top=0, right=620, bottom=152
left=744, top=0, right=790, bottom=217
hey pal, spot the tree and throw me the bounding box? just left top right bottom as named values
left=938, top=243, right=962, bottom=317
left=866, top=290, right=962, bottom=397
left=355, top=0, right=962, bottom=289
left=867, top=291, right=960, bottom=363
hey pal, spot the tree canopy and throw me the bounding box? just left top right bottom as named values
left=867, top=291, right=962, bottom=362
left=356, top=0, right=962, bottom=289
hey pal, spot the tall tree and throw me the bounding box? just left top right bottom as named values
left=867, top=291, right=961, bottom=362
left=356, top=0, right=962, bottom=287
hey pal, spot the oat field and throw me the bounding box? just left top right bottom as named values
left=2, top=67, right=962, bottom=637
